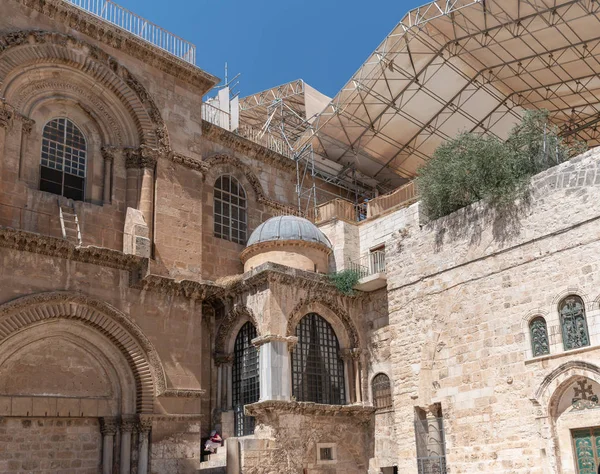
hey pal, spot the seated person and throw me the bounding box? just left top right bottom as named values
left=204, top=430, right=223, bottom=454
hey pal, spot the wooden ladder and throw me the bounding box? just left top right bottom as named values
left=58, top=199, right=82, bottom=246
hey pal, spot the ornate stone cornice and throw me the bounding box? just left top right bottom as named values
left=251, top=334, right=298, bottom=348
left=100, top=417, right=119, bottom=435
left=16, top=0, right=218, bottom=94
left=202, top=122, right=296, bottom=173
left=126, top=146, right=160, bottom=169
left=171, top=152, right=207, bottom=174
left=131, top=274, right=222, bottom=300
left=244, top=400, right=375, bottom=424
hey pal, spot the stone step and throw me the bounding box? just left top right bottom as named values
left=197, top=466, right=226, bottom=474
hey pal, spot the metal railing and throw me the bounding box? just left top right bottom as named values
left=202, top=102, right=231, bottom=131
left=367, top=181, right=418, bottom=219
left=347, top=251, right=386, bottom=278
left=308, top=198, right=358, bottom=223
left=62, top=0, right=196, bottom=64
left=236, top=124, right=294, bottom=159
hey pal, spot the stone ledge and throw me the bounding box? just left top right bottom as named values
left=244, top=400, right=375, bottom=423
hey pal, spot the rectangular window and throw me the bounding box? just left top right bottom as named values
left=572, top=428, right=600, bottom=474
left=415, top=405, right=447, bottom=474
left=320, top=447, right=333, bottom=461
left=317, top=443, right=336, bottom=464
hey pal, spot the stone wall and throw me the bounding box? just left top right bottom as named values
left=0, top=417, right=101, bottom=474
left=383, top=148, right=600, bottom=473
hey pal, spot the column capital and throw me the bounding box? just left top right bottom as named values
left=101, top=146, right=119, bottom=162
left=214, top=352, right=233, bottom=366
left=251, top=334, right=298, bottom=348
left=120, top=415, right=137, bottom=433
left=0, top=101, right=14, bottom=129
left=125, top=145, right=159, bottom=169
left=100, top=416, right=119, bottom=436
left=20, top=117, right=34, bottom=135
left=137, top=416, right=153, bottom=433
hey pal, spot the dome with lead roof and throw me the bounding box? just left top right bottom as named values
left=246, top=215, right=331, bottom=249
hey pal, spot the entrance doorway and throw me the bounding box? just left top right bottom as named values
left=573, top=428, right=600, bottom=474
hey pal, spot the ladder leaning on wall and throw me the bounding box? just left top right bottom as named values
left=58, top=199, right=82, bottom=246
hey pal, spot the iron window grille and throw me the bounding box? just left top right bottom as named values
left=40, top=118, right=87, bottom=201
left=559, top=295, right=590, bottom=351
left=319, top=447, right=333, bottom=461
left=415, top=415, right=448, bottom=474
left=292, top=313, right=346, bottom=405
left=529, top=316, right=550, bottom=357
left=233, top=322, right=259, bottom=437
left=214, top=175, right=247, bottom=244
left=372, top=373, right=393, bottom=409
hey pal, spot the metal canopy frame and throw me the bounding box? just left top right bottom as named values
left=302, top=0, right=600, bottom=190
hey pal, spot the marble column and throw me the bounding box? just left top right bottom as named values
left=253, top=335, right=297, bottom=401
left=137, top=416, right=152, bottom=474
left=101, top=147, right=115, bottom=204
left=352, top=348, right=363, bottom=403
left=341, top=349, right=355, bottom=404
left=215, top=353, right=233, bottom=410
left=100, top=417, right=118, bottom=474
left=120, top=415, right=136, bottom=474
left=0, top=102, right=13, bottom=178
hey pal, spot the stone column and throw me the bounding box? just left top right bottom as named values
left=0, top=102, right=13, bottom=177
left=18, top=118, right=34, bottom=180
left=120, top=415, right=136, bottom=474
left=252, top=335, right=297, bottom=401
left=137, top=416, right=152, bottom=474
left=100, top=417, right=118, bottom=474
left=352, top=348, right=363, bottom=404
left=341, top=349, right=355, bottom=404
left=215, top=353, right=233, bottom=410
left=101, top=147, right=115, bottom=204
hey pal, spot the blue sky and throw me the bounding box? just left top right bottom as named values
left=114, top=0, right=424, bottom=99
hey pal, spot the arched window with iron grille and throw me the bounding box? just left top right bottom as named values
left=232, top=322, right=259, bottom=436
left=529, top=316, right=550, bottom=357
left=40, top=118, right=87, bottom=201
left=214, top=175, right=247, bottom=244
left=559, top=295, right=590, bottom=351
left=291, top=313, right=346, bottom=405
left=372, top=373, right=392, bottom=409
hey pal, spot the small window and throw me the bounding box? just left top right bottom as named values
left=214, top=175, right=247, bottom=244
left=40, top=118, right=87, bottom=201
left=559, top=295, right=590, bottom=351
left=316, top=443, right=336, bottom=464
left=372, top=373, right=392, bottom=409
left=529, top=317, right=550, bottom=357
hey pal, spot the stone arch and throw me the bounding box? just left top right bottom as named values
left=214, top=304, right=259, bottom=355
left=0, top=30, right=169, bottom=152
left=287, top=297, right=360, bottom=349
left=203, top=154, right=266, bottom=201
left=552, top=288, right=593, bottom=310
left=0, top=291, right=167, bottom=413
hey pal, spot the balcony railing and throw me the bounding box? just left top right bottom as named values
left=202, top=102, right=231, bottom=131
left=62, top=0, right=196, bottom=64
left=367, top=181, right=418, bottom=219
left=347, top=251, right=386, bottom=278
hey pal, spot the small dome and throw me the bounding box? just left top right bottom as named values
left=247, top=215, right=331, bottom=249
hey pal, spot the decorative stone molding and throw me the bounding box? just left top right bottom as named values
left=244, top=400, right=375, bottom=425
left=0, top=101, right=14, bottom=128
left=160, top=389, right=207, bottom=399
left=171, top=152, right=206, bottom=174
left=20, top=117, right=34, bottom=135
left=131, top=274, right=221, bottom=300
left=0, top=291, right=166, bottom=412
left=214, top=353, right=234, bottom=366
left=125, top=146, right=160, bottom=169
left=240, top=239, right=333, bottom=264
left=251, top=334, right=298, bottom=348
left=101, top=146, right=118, bottom=162
left=214, top=304, right=259, bottom=355
left=120, top=415, right=137, bottom=433
left=100, top=417, right=119, bottom=436
left=16, top=0, right=217, bottom=94
left=202, top=121, right=296, bottom=173
left=0, top=30, right=170, bottom=152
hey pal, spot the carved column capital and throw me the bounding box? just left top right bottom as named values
left=137, top=416, right=153, bottom=433
left=20, top=117, right=35, bottom=135
left=126, top=145, right=159, bottom=169
left=101, top=146, right=118, bottom=162
left=120, top=415, right=137, bottom=433
left=0, top=101, right=14, bottom=129
left=214, top=352, right=234, bottom=366
left=100, top=416, right=119, bottom=436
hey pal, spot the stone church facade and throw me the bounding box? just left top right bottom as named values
left=2, top=1, right=600, bottom=474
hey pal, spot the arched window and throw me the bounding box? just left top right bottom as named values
left=291, top=313, right=345, bottom=405
left=529, top=317, right=550, bottom=357
left=559, top=295, right=590, bottom=351
left=232, top=322, right=259, bottom=436
left=372, top=373, right=392, bottom=409
left=214, top=175, right=247, bottom=244
left=40, top=118, right=87, bottom=201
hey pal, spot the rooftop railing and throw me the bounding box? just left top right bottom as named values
left=347, top=251, right=386, bottom=278
left=62, top=0, right=196, bottom=65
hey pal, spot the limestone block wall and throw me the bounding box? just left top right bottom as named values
left=384, top=148, right=600, bottom=473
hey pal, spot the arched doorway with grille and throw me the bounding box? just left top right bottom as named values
left=232, top=321, right=260, bottom=436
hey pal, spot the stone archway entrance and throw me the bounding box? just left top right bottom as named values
left=0, top=292, right=162, bottom=474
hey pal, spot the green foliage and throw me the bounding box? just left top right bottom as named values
left=417, top=110, right=586, bottom=220
left=328, top=269, right=361, bottom=295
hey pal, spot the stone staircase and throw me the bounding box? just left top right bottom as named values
left=198, top=439, right=227, bottom=473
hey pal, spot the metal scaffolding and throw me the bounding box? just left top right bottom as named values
left=300, top=0, right=600, bottom=190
